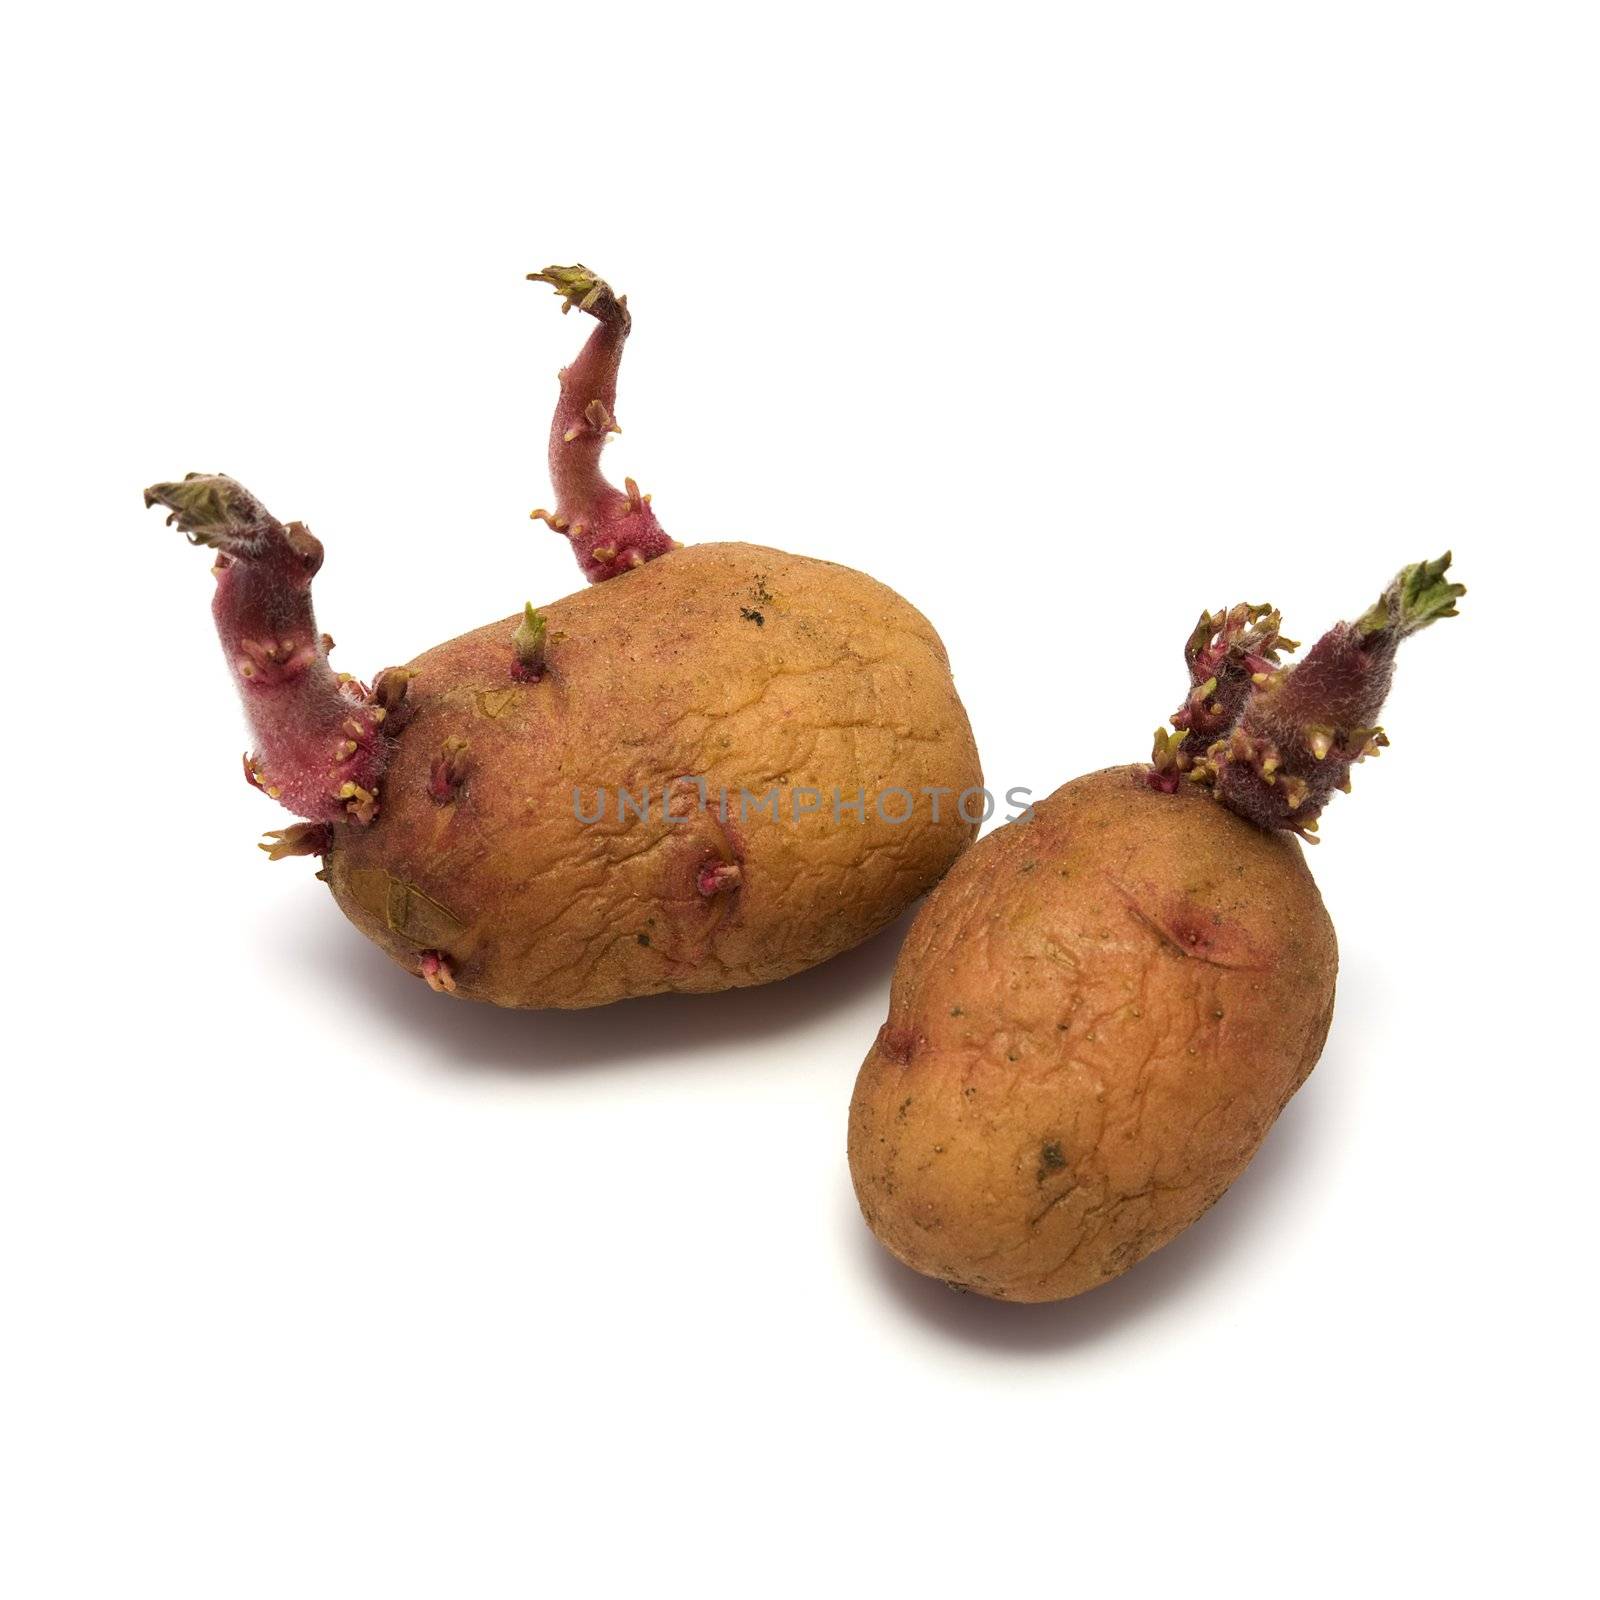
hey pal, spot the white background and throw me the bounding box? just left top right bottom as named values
left=3, top=4, right=1595, bottom=1595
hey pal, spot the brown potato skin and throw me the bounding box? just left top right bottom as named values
left=848, top=766, right=1337, bottom=1302
left=326, top=542, right=980, bottom=1008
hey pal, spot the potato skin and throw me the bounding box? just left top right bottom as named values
left=848, top=766, right=1337, bottom=1302
left=326, top=542, right=980, bottom=1008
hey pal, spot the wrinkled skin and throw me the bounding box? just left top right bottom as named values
left=327, top=542, right=981, bottom=1007
left=848, top=766, right=1336, bottom=1302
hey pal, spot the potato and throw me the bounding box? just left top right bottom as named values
left=326, top=541, right=980, bottom=1007
left=146, top=264, right=982, bottom=1010
left=848, top=767, right=1335, bottom=1301
left=850, top=557, right=1463, bottom=1302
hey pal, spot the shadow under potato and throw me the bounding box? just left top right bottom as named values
left=286, top=893, right=915, bottom=1075
left=281, top=886, right=1366, bottom=1339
